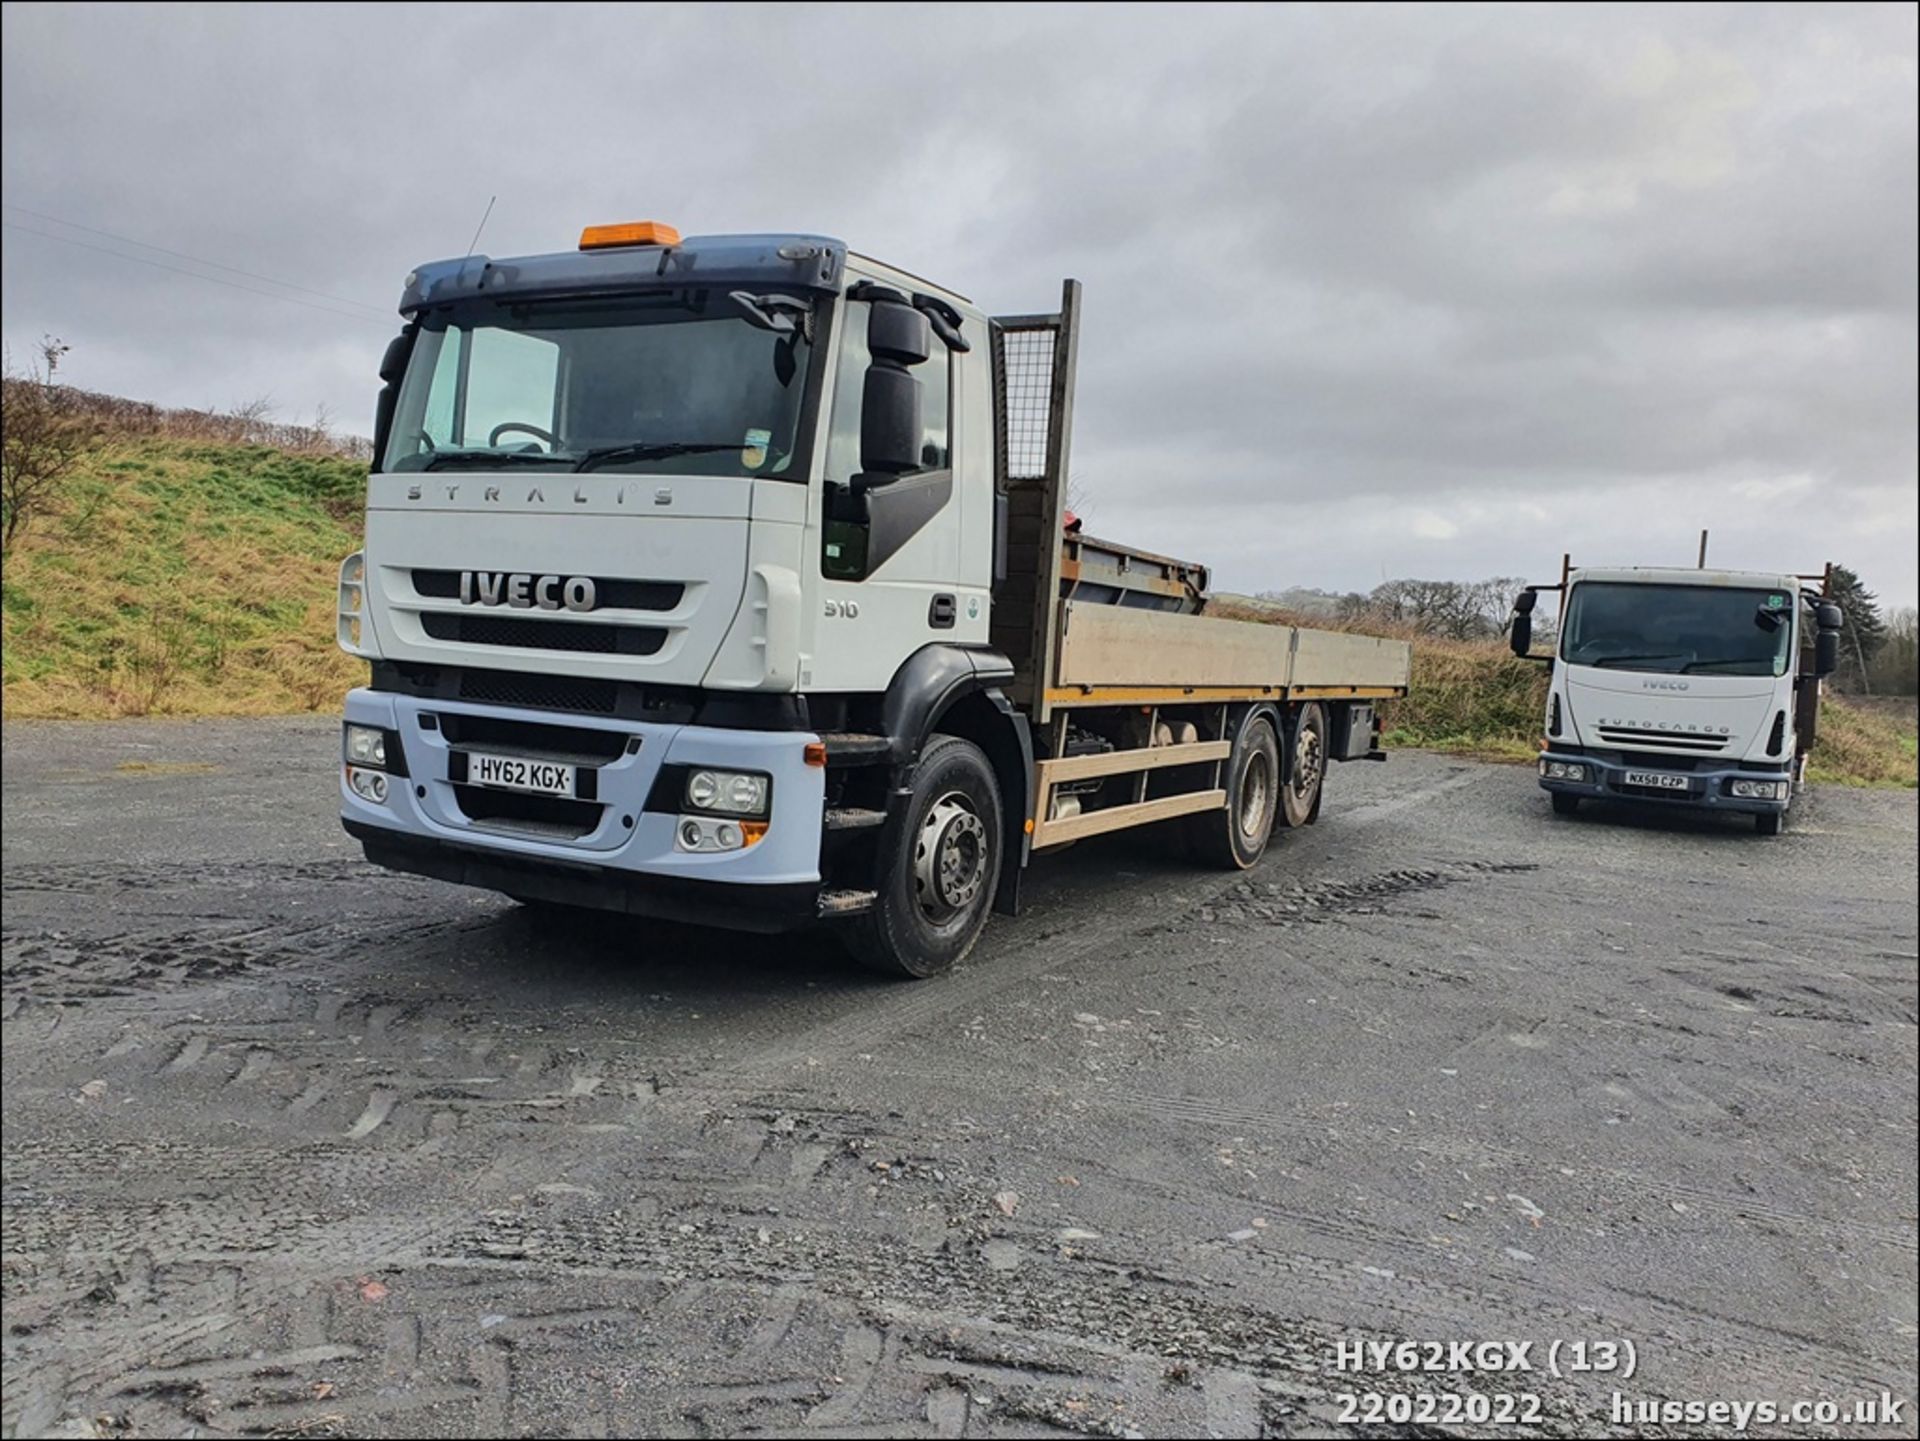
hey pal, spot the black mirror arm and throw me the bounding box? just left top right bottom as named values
left=911, top=293, right=971, bottom=352
left=728, top=290, right=810, bottom=336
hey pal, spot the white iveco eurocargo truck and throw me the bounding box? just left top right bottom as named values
left=1510, top=561, right=1844, bottom=835
left=336, top=222, right=1412, bottom=974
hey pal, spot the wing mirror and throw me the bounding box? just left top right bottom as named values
left=371, top=323, right=418, bottom=468
left=854, top=289, right=930, bottom=492
left=1509, top=587, right=1539, bottom=659
left=1813, top=602, right=1845, bottom=678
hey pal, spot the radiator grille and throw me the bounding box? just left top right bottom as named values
left=422, top=612, right=665, bottom=656
left=1595, top=726, right=1729, bottom=752
left=456, top=668, right=619, bottom=715
left=439, top=712, right=632, bottom=764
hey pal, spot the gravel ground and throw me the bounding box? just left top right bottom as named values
left=2, top=717, right=1914, bottom=1439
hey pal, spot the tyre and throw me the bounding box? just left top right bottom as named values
left=1277, top=702, right=1327, bottom=829
left=1550, top=792, right=1580, bottom=816
left=1754, top=810, right=1783, bottom=836
left=846, top=734, right=1002, bottom=979
left=1188, top=711, right=1281, bottom=869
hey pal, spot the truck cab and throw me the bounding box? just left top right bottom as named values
left=1512, top=564, right=1844, bottom=834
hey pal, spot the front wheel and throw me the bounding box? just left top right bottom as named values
left=1550, top=792, right=1580, bottom=816
left=846, top=735, right=1002, bottom=979
left=1754, top=810, right=1784, bottom=836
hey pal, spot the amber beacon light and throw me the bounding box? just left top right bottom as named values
left=579, top=221, right=682, bottom=250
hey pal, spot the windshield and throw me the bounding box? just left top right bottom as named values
left=1560, top=582, right=1795, bottom=677
left=382, top=290, right=814, bottom=478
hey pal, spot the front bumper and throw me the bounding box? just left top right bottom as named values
left=339, top=688, right=826, bottom=922
left=346, top=820, right=817, bottom=930
left=1538, top=749, right=1790, bottom=814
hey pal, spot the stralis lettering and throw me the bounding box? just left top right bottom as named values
left=459, top=572, right=597, bottom=612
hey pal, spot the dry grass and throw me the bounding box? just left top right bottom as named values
left=2, top=437, right=366, bottom=719
left=1809, top=696, right=1920, bottom=789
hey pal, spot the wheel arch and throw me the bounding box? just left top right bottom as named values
left=880, top=644, right=1033, bottom=917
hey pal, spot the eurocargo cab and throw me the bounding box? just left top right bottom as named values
left=1509, top=563, right=1845, bottom=835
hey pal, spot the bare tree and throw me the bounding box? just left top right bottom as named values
left=1362, top=576, right=1528, bottom=640
left=2, top=347, right=100, bottom=556
left=37, top=334, right=71, bottom=387
left=228, top=393, right=277, bottom=446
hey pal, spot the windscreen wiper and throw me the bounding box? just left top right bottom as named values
left=1588, top=653, right=1690, bottom=669
left=572, top=442, right=745, bottom=473
left=417, top=450, right=568, bottom=472
left=1682, top=659, right=1765, bottom=674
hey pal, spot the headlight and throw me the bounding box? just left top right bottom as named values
left=1730, top=779, right=1785, bottom=800
left=685, top=769, right=770, bottom=816
left=345, top=724, right=387, bottom=768
left=1542, top=761, right=1588, bottom=781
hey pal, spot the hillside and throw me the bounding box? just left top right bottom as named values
left=2, top=438, right=366, bottom=717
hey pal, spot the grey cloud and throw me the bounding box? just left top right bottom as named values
left=3, top=2, right=1914, bottom=604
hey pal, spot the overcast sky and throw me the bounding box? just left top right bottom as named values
left=4, top=2, right=1915, bottom=605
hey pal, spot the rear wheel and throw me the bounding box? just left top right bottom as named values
left=846, top=735, right=1001, bottom=979
left=1278, top=703, right=1327, bottom=829
left=1189, top=711, right=1281, bottom=869
left=1550, top=792, right=1580, bottom=816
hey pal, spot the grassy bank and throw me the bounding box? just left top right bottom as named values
left=2, top=438, right=366, bottom=718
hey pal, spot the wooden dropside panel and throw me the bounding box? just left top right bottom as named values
left=1054, top=603, right=1298, bottom=690
left=1288, top=627, right=1414, bottom=692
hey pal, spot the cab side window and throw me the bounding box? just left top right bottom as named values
left=824, top=299, right=950, bottom=485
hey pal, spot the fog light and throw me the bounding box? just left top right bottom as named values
left=345, top=724, right=387, bottom=768
left=674, top=814, right=768, bottom=853
left=347, top=765, right=389, bottom=804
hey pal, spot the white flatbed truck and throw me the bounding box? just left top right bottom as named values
left=336, top=222, right=1412, bottom=974
left=1511, top=558, right=1843, bottom=835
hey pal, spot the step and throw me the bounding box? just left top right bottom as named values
left=824, top=806, right=888, bottom=832
left=817, top=888, right=877, bottom=918
left=819, top=732, right=892, bottom=766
